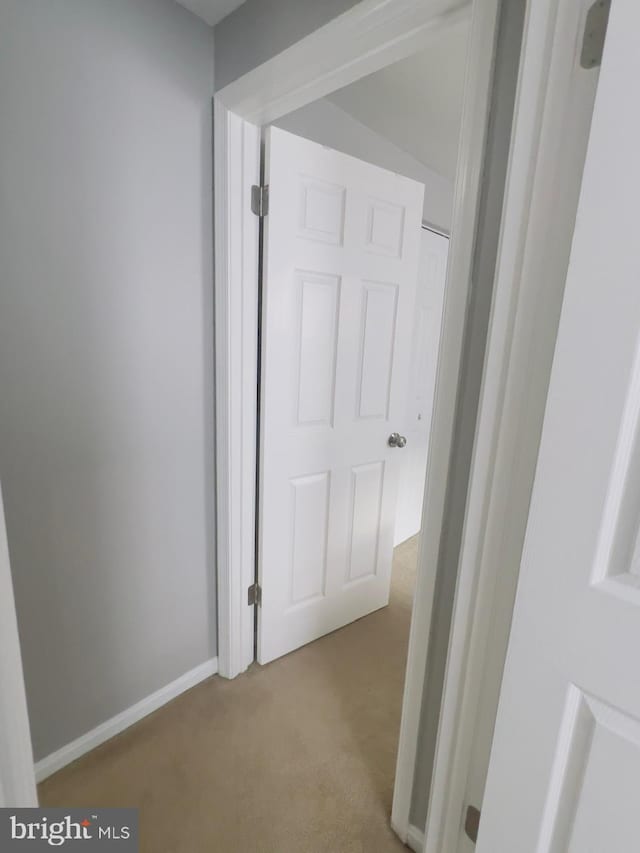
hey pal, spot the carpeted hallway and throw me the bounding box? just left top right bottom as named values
left=39, top=536, right=419, bottom=852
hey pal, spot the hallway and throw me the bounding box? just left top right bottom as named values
left=40, top=537, right=419, bottom=852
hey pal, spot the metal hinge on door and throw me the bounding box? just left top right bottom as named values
left=464, top=805, right=481, bottom=844
left=251, top=184, right=269, bottom=217
left=580, top=0, right=611, bottom=69
left=247, top=582, right=262, bottom=606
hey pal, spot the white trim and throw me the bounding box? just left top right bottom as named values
left=422, top=1, right=601, bottom=851
left=407, top=824, right=426, bottom=853
left=214, top=101, right=260, bottom=679
left=0, top=484, right=37, bottom=807
left=391, top=0, right=499, bottom=840
left=35, top=657, right=218, bottom=782
left=216, top=0, right=472, bottom=126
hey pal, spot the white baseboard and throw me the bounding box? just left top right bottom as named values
left=407, top=824, right=425, bottom=852
left=35, top=657, right=218, bottom=782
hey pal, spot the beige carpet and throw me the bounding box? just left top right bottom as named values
left=40, top=537, right=419, bottom=852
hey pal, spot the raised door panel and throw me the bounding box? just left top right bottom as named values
left=295, top=272, right=341, bottom=428
left=364, top=198, right=406, bottom=258
left=590, top=384, right=640, bottom=591
left=566, top=702, right=640, bottom=853
left=298, top=177, right=346, bottom=246
left=346, top=461, right=385, bottom=584
left=357, top=282, right=399, bottom=420
left=538, top=690, right=640, bottom=853
left=289, top=472, right=330, bottom=606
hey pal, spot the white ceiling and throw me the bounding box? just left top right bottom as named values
left=175, top=0, right=246, bottom=27
left=327, top=15, right=470, bottom=180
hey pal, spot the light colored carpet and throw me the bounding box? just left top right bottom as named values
left=39, top=537, right=419, bottom=852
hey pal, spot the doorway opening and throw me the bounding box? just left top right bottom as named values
left=213, top=0, right=499, bottom=848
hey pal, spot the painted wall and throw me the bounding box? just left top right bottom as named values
left=0, top=0, right=216, bottom=761
left=275, top=99, right=454, bottom=231
left=409, top=0, right=527, bottom=829
left=214, top=0, right=360, bottom=89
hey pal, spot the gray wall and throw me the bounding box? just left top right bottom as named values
left=275, top=99, right=455, bottom=231
left=409, top=0, right=526, bottom=828
left=0, top=0, right=216, bottom=761
left=214, top=0, right=360, bottom=89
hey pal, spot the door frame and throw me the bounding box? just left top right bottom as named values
left=213, top=0, right=499, bottom=836
left=421, top=1, right=602, bottom=850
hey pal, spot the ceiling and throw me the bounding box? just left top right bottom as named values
left=177, top=2, right=468, bottom=178
left=175, top=0, right=246, bottom=27
left=327, top=15, right=470, bottom=180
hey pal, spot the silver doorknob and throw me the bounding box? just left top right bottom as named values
left=388, top=432, right=407, bottom=448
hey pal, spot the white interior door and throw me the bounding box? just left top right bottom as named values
left=258, top=127, right=424, bottom=664
left=394, top=228, right=448, bottom=546
left=478, top=2, right=640, bottom=850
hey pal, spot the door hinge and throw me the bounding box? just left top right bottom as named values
left=580, top=0, right=611, bottom=69
left=464, top=805, right=481, bottom=844
left=247, top=582, right=262, bottom=606
left=251, top=184, right=269, bottom=217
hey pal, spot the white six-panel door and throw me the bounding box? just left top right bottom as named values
left=394, top=228, right=448, bottom=546
left=478, top=1, right=640, bottom=849
left=258, top=127, right=424, bottom=664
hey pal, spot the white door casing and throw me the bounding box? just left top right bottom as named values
left=478, top=1, right=640, bottom=850
left=258, top=127, right=424, bottom=664
left=394, top=229, right=449, bottom=546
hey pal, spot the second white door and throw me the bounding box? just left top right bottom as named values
left=258, top=127, right=424, bottom=664
left=394, top=228, right=449, bottom=546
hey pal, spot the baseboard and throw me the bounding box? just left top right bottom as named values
left=35, top=657, right=218, bottom=782
left=407, top=824, right=425, bottom=852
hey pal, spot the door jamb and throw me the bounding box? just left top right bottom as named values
left=213, top=0, right=498, bottom=843
left=421, top=2, right=602, bottom=850
left=214, top=103, right=261, bottom=678
left=391, top=1, right=499, bottom=840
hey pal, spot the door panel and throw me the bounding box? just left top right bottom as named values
left=347, top=460, right=385, bottom=584
left=295, top=271, right=340, bottom=427
left=478, top=1, right=640, bottom=849
left=258, top=127, right=424, bottom=664
left=290, top=471, right=330, bottom=605
left=357, top=282, right=398, bottom=419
